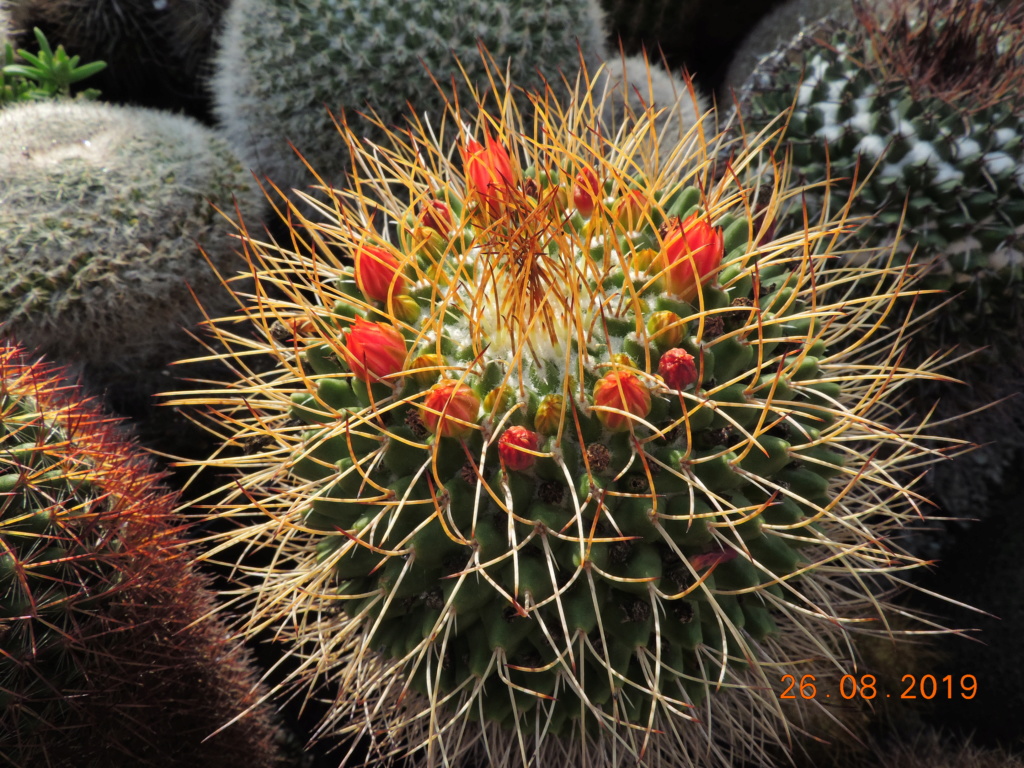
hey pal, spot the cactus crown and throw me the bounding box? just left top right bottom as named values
left=182, top=62, right=953, bottom=767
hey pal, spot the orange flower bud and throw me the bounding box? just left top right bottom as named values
left=408, top=354, right=445, bottom=387
left=340, top=317, right=407, bottom=384
left=647, top=310, right=685, bottom=350
left=534, top=394, right=565, bottom=436
left=572, top=166, right=601, bottom=218
left=658, top=348, right=698, bottom=391
left=612, top=189, right=647, bottom=231
left=463, top=129, right=516, bottom=218
left=655, top=214, right=724, bottom=301
left=499, top=426, right=541, bottom=471
left=593, top=371, right=652, bottom=432
left=354, top=243, right=407, bottom=304
left=421, top=381, right=480, bottom=439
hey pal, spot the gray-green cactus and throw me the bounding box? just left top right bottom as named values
left=210, top=0, right=610, bottom=192
left=0, top=100, right=260, bottom=377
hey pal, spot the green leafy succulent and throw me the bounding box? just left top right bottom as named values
left=1, top=27, right=106, bottom=106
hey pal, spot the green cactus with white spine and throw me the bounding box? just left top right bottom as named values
left=735, top=0, right=1024, bottom=338
left=733, top=0, right=1024, bottom=527
left=181, top=64, right=956, bottom=767
left=210, top=0, right=609, bottom=192
left=0, top=100, right=260, bottom=382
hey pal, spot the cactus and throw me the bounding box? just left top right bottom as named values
left=0, top=100, right=260, bottom=383
left=2, top=0, right=229, bottom=118
left=735, top=0, right=1024, bottom=339
left=732, top=0, right=1024, bottom=526
left=210, top=0, right=610, bottom=193
left=179, top=63, right=955, bottom=767
left=0, top=340, right=281, bottom=767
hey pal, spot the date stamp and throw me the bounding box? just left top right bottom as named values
left=779, top=674, right=977, bottom=701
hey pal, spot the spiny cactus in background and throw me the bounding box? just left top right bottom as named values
left=733, top=0, right=1024, bottom=527
left=210, top=0, right=610, bottom=193
left=1, top=0, right=229, bottom=119
left=0, top=100, right=260, bottom=391
left=831, top=728, right=1024, bottom=768
left=0, top=341, right=281, bottom=767
left=736, top=0, right=1024, bottom=339
left=177, top=61, right=960, bottom=768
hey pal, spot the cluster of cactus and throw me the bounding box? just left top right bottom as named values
left=0, top=99, right=260, bottom=386
left=179, top=64, right=954, bottom=768
left=0, top=341, right=280, bottom=766
left=211, top=0, right=609, bottom=192
left=734, top=0, right=1024, bottom=341
left=2, top=0, right=230, bottom=118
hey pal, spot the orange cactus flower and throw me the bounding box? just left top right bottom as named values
left=658, top=348, right=698, bottom=391
left=421, top=380, right=481, bottom=439
left=354, top=243, right=407, bottom=304
left=498, top=426, right=541, bottom=471
left=339, top=317, right=407, bottom=384
left=656, top=214, right=725, bottom=301
left=572, top=166, right=601, bottom=218
left=593, top=371, right=652, bottom=432
left=463, top=129, right=516, bottom=218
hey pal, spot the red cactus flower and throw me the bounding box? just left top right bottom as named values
left=658, top=348, right=699, bottom=391
left=421, top=380, right=481, bottom=439
left=593, top=371, right=652, bottom=432
left=656, top=214, right=725, bottom=301
left=419, top=199, right=455, bottom=235
left=572, top=166, right=601, bottom=218
left=339, top=317, right=407, bottom=384
left=463, top=129, right=516, bottom=218
left=498, top=426, right=541, bottom=471
left=354, top=243, right=407, bottom=304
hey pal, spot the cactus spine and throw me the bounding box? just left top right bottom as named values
left=180, top=63, right=955, bottom=767
left=0, top=341, right=281, bottom=767
left=0, top=100, right=260, bottom=381
left=210, top=0, right=609, bottom=192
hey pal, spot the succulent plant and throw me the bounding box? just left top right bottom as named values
left=0, top=340, right=281, bottom=767
left=733, top=0, right=1024, bottom=527
left=180, top=63, right=955, bottom=768
left=210, top=0, right=610, bottom=192
left=0, top=100, right=260, bottom=384
left=1, top=0, right=229, bottom=118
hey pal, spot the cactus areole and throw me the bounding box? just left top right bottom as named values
left=186, top=66, right=950, bottom=767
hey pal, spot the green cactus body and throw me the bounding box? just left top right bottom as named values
left=187, top=64, right=955, bottom=767
left=211, top=0, right=609, bottom=191
left=0, top=100, right=260, bottom=376
left=736, top=3, right=1024, bottom=339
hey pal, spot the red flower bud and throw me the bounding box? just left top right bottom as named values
left=655, top=214, right=724, bottom=301
left=658, top=348, right=698, bottom=391
left=339, top=317, right=407, bottom=384
left=354, top=243, right=407, bottom=304
left=419, top=199, right=455, bottom=235
left=592, top=371, right=652, bottom=432
left=463, top=129, right=516, bottom=218
left=498, top=426, right=541, bottom=471
left=421, top=380, right=481, bottom=439
left=572, top=166, right=601, bottom=218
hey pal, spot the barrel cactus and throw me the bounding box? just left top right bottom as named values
left=181, top=64, right=954, bottom=767
left=0, top=100, right=260, bottom=384
left=210, top=0, right=609, bottom=192
left=733, top=0, right=1024, bottom=527
left=0, top=341, right=280, bottom=766
left=735, top=0, right=1024, bottom=339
